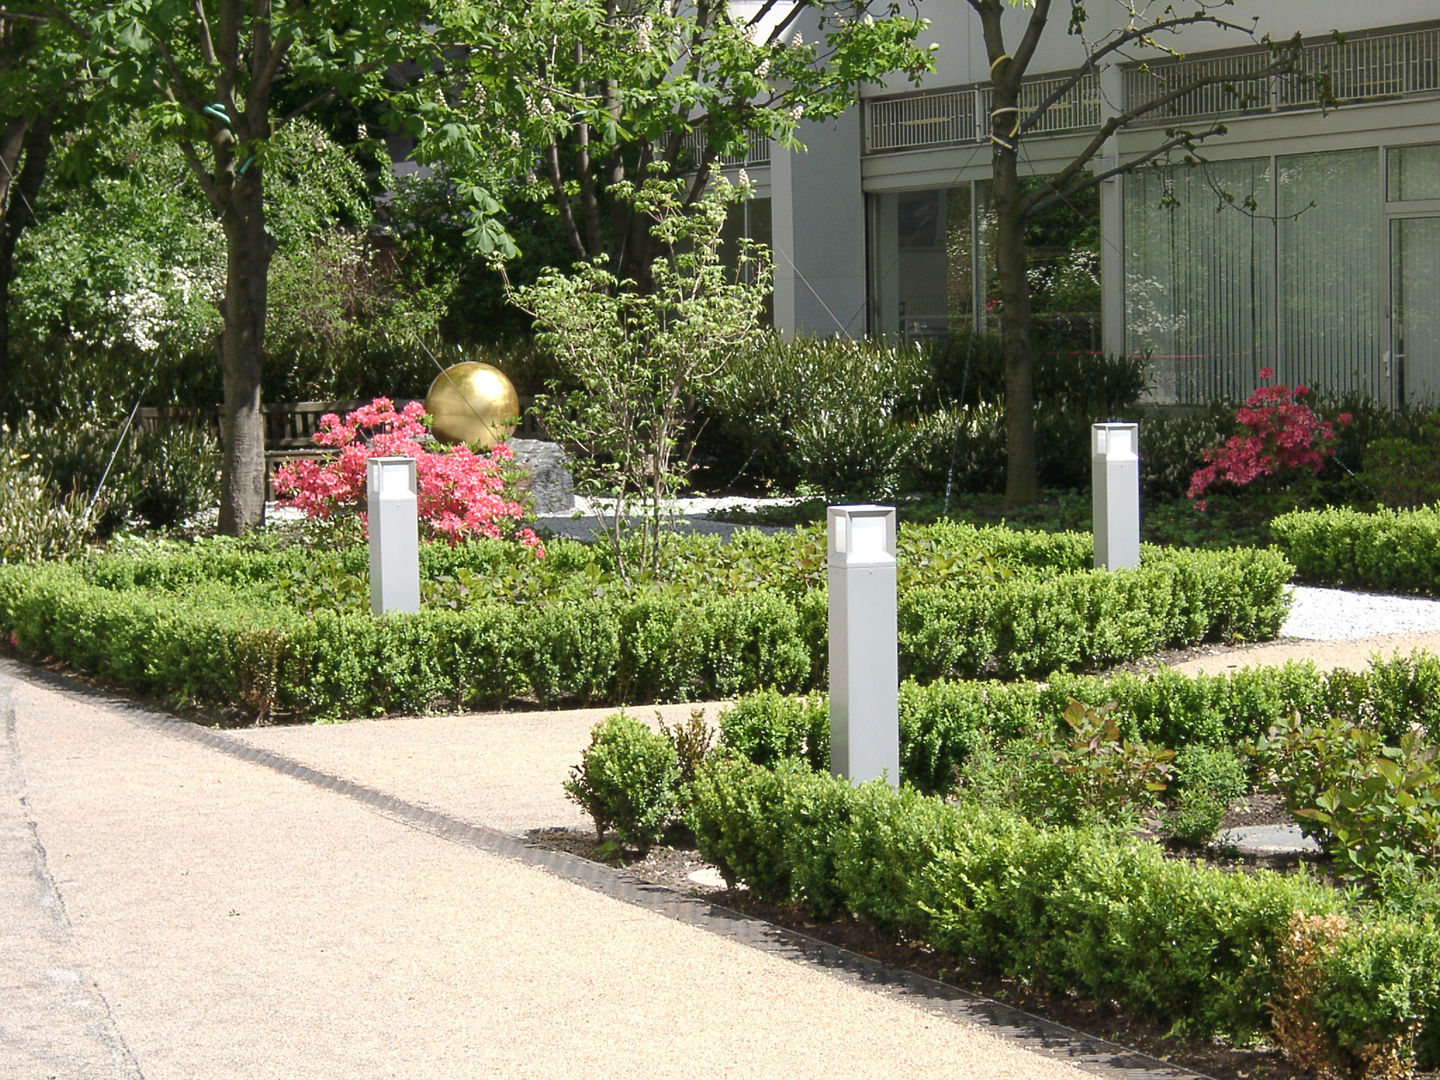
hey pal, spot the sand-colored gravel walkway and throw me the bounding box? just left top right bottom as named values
left=1, top=664, right=1116, bottom=1080
left=1165, top=629, right=1440, bottom=678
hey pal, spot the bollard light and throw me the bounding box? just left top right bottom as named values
left=1092, top=422, right=1140, bottom=570
left=828, top=505, right=899, bottom=787
left=367, top=456, right=421, bottom=615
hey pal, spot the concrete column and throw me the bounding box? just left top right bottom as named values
left=827, top=505, right=900, bottom=787
left=367, top=457, right=421, bottom=615
left=1091, top=423, right=1140, bottom=570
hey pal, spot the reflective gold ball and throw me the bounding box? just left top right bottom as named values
left=424, top=362, right=520, bottom=448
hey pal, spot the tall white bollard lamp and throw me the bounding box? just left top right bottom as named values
left=828, top=505, right=900, bottom=787
left=1092, top=422, right=1141, bottom=571
left=367, top=456, right=421, bottom=615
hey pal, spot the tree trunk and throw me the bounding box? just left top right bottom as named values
left=216, top=173, right=272, bottom=534
left=992, top=118, right=1039, bottom=504
left=0, top=111, right=53, bottom=407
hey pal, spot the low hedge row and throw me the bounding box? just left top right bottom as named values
left=1273, top=505, right=1440, bottom=595
left=0, top=542, right=1291, bottom=720
left=720, top=654, right=1440, bottom=795
left=0, top=565, right=818, bottom=719
left=688, top=758, right=1440, bottom=1073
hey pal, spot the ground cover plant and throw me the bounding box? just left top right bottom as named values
left=0, top=521, right=1291, bottom=721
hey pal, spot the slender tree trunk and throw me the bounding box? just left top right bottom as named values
left=216, top=173, right=272, bottom=534
left=992, top=112, right=1039, bottom=504
left=0, top=111, right=53, bottom=408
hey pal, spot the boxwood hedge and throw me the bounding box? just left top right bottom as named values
left=687, top=757, right=1440, bottom=1072
left=0, top=528, right=1293, bottom=721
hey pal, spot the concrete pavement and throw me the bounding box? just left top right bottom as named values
left=0, top=660, right=1209, bottom=1080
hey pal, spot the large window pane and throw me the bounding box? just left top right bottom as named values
left=1388, top=143, right=1440, bottom=202
left=1392, top=216, right=1440, bottom=406
left=1124, top=158, right=1274, bottom=403
left=1277, top=149, right=1382, bottom=399
left=868, top=186, right=973, bottom=343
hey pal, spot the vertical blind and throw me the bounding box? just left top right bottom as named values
left=1124, top=157, right=1274, bottom=402
left=1276, top=150, right=1382, bottom=401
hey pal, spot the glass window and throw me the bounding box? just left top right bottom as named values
left=1124, top=158, right=1274, bottom=403
left=1388, top=143, right=1440, bottom=202
left=1276, top=148, right=1382, bottom=399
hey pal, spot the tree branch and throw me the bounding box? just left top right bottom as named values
left=1010, top=0, right=1052, bottom=85
left=192, top=0, right=218, bottom=67
left=1017, top=12, right=1275, bottom=138
left=544, top=136, right=587, bottom=260
left=1015, top=50, right=1299, bottom=220
left=1025, top=125, right=1226, bottom=218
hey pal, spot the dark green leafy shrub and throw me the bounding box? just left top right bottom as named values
left=1354, top=410, right=1440, bottom=509
left=1250, top=717, right=1440, bottom=895
left=659, top=708, right=714, bottom=792
left=564, top=713, right=680, bottom=852
left=1165, top=744, right=1248, bottom=847
left=699, top=335, right=933, bottom=499
left=954, top=701, right=1173, bottom=828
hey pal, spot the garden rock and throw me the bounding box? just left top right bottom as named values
left=508, top=438, right=573, bottom=514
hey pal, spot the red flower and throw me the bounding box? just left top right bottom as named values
left=272, top=398, right=541, bottom=554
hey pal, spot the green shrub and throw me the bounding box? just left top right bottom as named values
left=0, top=528, right=1295, bottom=720
left=1250, top=716, right=1440, bottom=895
left=717, top=689, right=829, bottom=771
left=1165, top=744, right=1248, bottom=847
left=5, top=412, right=219, bottom=533
left=699, top=335, right=933, bottom=499
left=953, top=701, right=1173, bottom=828
left=688, top=759, right=1440, bottom=1065
left=1273, top=505, right=1440, bottom=596
left=0, top=448, right=92, bottom=565
left=564, top=713, right=680, bottom=852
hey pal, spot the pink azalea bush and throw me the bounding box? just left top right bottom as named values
left=1188, top=368, right=1352, bottom=510
left=273, top=397, right=544, bottom=555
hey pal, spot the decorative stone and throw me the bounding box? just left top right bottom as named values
left=507, top=438, right=574, bottom=514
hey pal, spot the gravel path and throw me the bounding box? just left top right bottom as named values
left=1284, top=584, right=1440, bottom=640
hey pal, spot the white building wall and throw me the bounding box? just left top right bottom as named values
left=771, top=108, right=869, bottom=338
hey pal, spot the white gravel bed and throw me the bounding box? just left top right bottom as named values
left=1283, top=584, right=1440, bottom=641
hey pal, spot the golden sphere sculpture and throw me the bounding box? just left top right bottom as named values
left=424, top=362, right=520, bottom=448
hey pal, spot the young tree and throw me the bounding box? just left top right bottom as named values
left=972, top=0, right=1320, bottom=504
left=512, top=176, right=771, bottom=580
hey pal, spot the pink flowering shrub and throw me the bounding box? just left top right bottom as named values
left=273, top=398, right=544, bottom=555
left=1188, top=369, right=1353, bottom=510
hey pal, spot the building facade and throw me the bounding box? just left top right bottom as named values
left=733, top=2, right=1440, bottom=406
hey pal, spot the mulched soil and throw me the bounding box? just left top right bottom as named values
left=529, top=813, right=1438, bottom=1080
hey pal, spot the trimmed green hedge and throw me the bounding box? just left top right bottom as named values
left=688, top=757, right=1440, bottom=1071
left=0, top=534, right=1292, bottom=720
left=1273, top=505, right=1440, bottom=596
left=718, top=655, right=1440, bottom=796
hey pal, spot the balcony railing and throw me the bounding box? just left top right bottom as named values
left=679, top=127, right=771, bottom=167
left=863, top=23, right=1440, bottom=155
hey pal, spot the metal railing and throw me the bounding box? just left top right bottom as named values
left=679, top=127, right=771, bottom=167
left=862, top=23, right=1440, bottom=154
left=865, top=88, right=979, bottom=153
